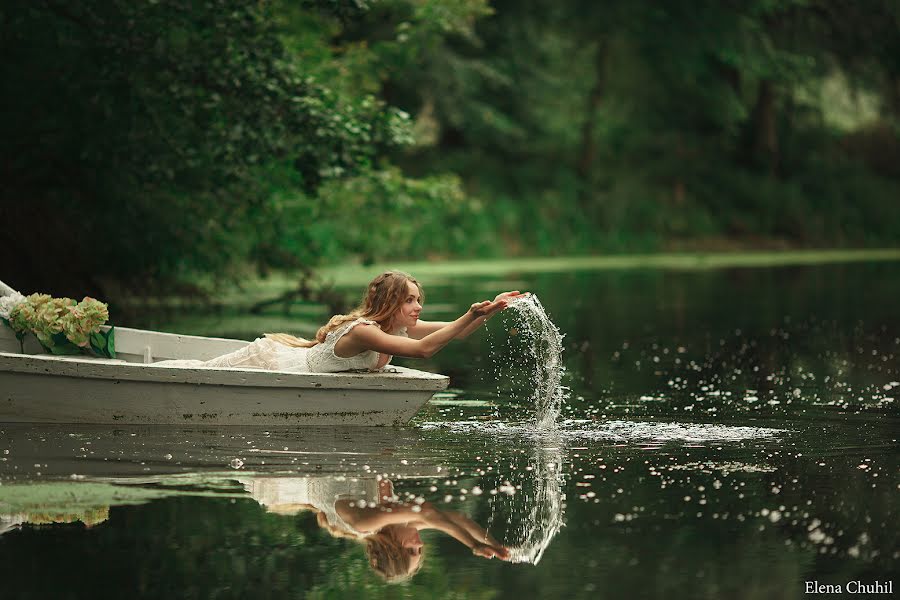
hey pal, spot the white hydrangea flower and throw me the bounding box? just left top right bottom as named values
left=0, top=291, right=25, bottom=321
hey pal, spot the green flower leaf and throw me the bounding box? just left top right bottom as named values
left=90, top=328, right=117, bottom=359
left=49, top=332, right=81, bottom=355
left=90, top=331, right=107, bottom=351
left=106, top=327, right=116, bottom=358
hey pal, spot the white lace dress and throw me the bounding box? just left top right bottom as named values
left=153, top=318, right=406, bottom=373
left=239, top=476, right=378, bottom=538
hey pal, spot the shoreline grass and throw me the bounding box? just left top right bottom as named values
left=122, top=248, right=900, bottom=312
left=133, top=248, right=900, bottom=336
left=318, top=248, right=900, bottom=287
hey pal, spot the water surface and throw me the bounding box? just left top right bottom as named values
left=1, top=262, right=898, bottom=598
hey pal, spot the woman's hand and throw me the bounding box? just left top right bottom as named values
left=493, top=290, right=527, bottom=304
left=471, top=542, right=511, bottom=560
left=468, top=299, right=507, bottom=318
left=377, top=478, right=395, bottom=504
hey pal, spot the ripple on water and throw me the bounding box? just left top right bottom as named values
left=419, top=418, right=784, bottom=444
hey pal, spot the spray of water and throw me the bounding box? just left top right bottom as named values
left=503, top=294, right=568, bottom=428
left=499, top=436, right=566, bottom=564
left=480, top=294, right=569, bottom=564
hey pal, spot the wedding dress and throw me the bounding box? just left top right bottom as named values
left=240, top=476, right=378, bottom=539
left=153, top=317, right=406, bottom=373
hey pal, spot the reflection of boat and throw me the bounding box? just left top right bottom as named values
left=0, top=324, right=448, bottom=427
left=0, top=474, right=376, bottom=535
left=238, top=475, right=380, bottom=541
left=0, top=423, right=438, bottom=479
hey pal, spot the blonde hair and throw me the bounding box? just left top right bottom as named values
left=311, top=510, right=424, bottom=582
left=364, top=530, right=425, bottom=583
left=266, top=271, right=423, bottom=348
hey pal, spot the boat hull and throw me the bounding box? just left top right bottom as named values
left=0, top=369, right=436, bottom=426
left=0, top=326, right=449, bottom=426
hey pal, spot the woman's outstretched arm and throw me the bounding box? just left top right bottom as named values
left=341, top=299, right=508, bottom=359
left=441, top=510, right=505, bottom=549
left=408, top=291, right=525, bottom=340
left=419, top=506, right=509, bottom=559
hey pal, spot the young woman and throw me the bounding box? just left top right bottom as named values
left=155, top=270, right=522, bottom=372
left=242, top=475, right=509, bottom=583
left=334, top=477, right=511, bottom=581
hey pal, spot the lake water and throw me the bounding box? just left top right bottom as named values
left=1, top=261, right=898, bottom=598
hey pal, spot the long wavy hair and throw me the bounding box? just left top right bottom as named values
left=313, top=512, right=424, bottom=582
left=265, top=271, right=423, bottom=348
left=364, top=529, right=425, bottom=583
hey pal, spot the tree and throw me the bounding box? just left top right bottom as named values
left=0, top=0, right=477, bottom=300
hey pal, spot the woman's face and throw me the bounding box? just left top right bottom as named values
left=393, top=280, right=422, bottom=329
left=393, top=524, right=424, bottom=567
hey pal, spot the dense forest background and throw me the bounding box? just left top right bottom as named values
left=2, top=0, right=898, bottom=299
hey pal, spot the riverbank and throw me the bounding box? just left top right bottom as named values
left=318, top=248, right=900, bottom=287
left=130, top=248, right=900, bottom=307
left=129, top=248, right=900, bottom=339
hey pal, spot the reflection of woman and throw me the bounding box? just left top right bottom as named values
left=241, top=476, right=509, bottom=582
left=155, top=271, right=521, bottom=373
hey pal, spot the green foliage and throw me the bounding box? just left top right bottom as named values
left=385, top=0, right=899, bottom=253
left=317, top=166, right=490, bottom=262
left=89, top=327, right=116, bottom=359
left=47, top=332, right=81, bottom=356
left=1, top=0, right=476, bottom=297
left=1, top=0, right=897, bottom=302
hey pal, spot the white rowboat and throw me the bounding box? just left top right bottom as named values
left=0, top=312, right=448, bottom=427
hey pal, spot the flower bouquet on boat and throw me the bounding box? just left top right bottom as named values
left=0, top=288, right=115, bottom=358
left=0, top=277, right=451, bottom=427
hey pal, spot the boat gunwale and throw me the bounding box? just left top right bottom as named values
left=0, top=352, right=449, bottom=391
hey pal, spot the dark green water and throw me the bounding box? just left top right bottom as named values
left=1, top=263, right=898, bottom=599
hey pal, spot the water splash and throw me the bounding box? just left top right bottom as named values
left=486, top=433, right=566, bottom=565
left=502, top=294, right=568, bottom=428
left=436, top=292, right=571, bottom=567
left=419, top=419, right=783, bottom=444
left=559, top=419, right=784, bottom=443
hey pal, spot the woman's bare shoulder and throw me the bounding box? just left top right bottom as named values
left=340, top=320, right=424, bottom=358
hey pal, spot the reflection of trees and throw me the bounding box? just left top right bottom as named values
left=1, top=506, right=109, bottom=532
left=0, top=472, right=511, bottom=599
left=0, top=493, right=495, bottom=599
left=0, top=432, right=894, bottom=597
left=762, top=434, right=900, bottom=574
left=486, top=434, right=894, bottom=598
left=303, top=545, right=499, bottom=600
left=0, top=497, right=326, bottom=597
left=487, top=445, right=820, bottom=598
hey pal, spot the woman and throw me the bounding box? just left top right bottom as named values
left=337, top=477, right=511, bottom=581
left=155, top=270, right=522, bottom=373
left=242, top=475, right=509, bottom=582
